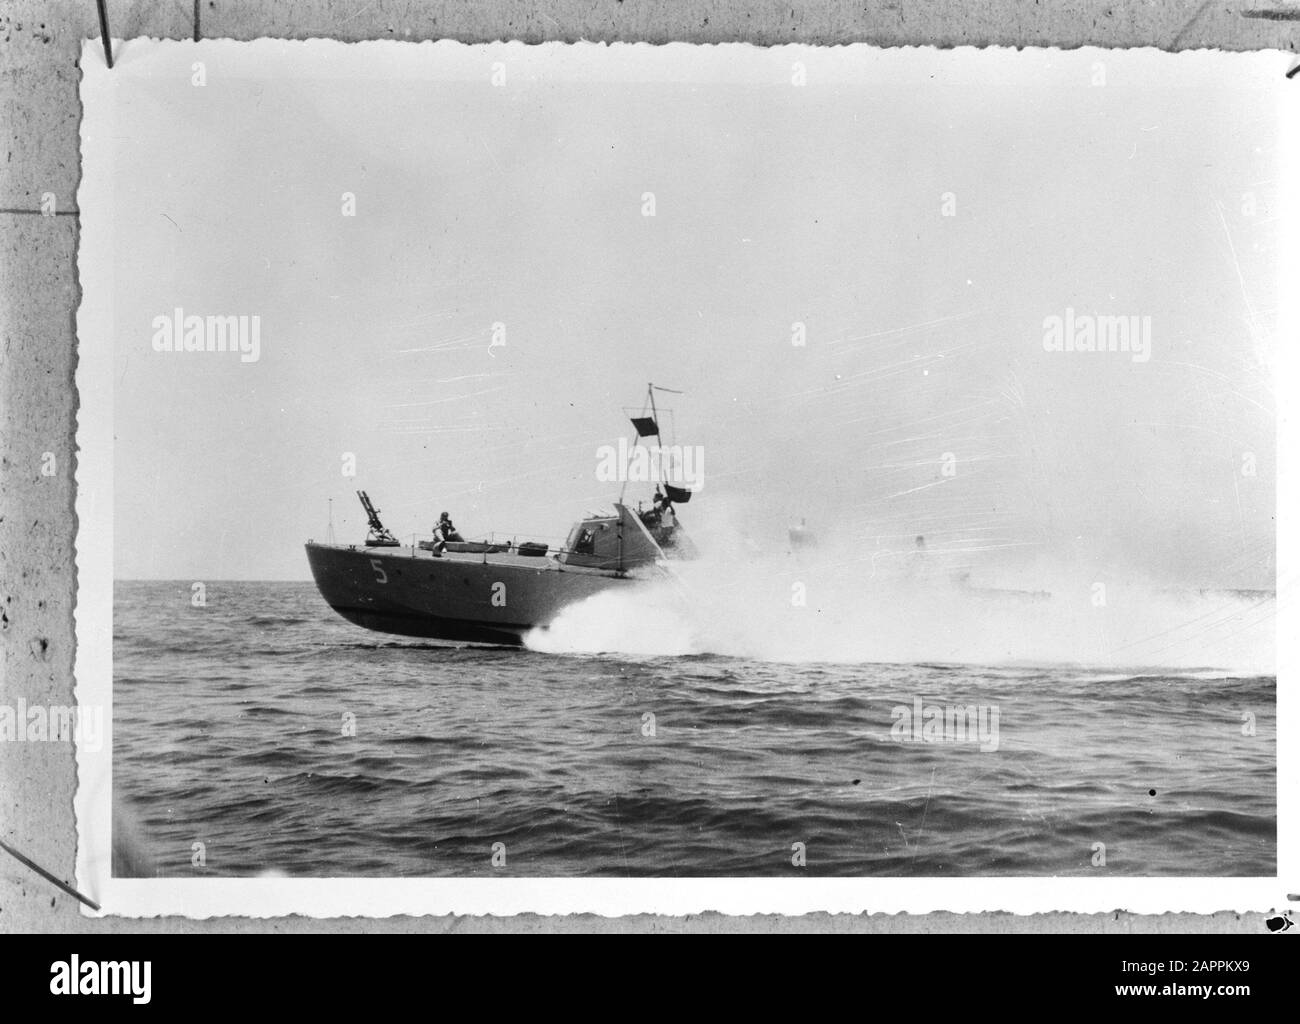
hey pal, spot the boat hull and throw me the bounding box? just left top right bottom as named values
left=305, top=541, right=636, bottom=645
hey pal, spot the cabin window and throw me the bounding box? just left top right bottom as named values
left=575, top=528, right=596, bottom=554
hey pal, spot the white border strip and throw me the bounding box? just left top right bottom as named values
left=75, top=39, right=1296, bottom=918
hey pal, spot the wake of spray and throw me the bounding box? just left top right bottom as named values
left=525, top=550, right=1274, bottom=672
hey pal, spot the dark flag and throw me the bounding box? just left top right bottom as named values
left=630, top=416, right=659, bottom=438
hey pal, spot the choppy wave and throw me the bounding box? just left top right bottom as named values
left=112, top=580, right=1276, bottom=877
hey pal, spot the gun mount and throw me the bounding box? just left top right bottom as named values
left=357, top=490, right=401, bottom=547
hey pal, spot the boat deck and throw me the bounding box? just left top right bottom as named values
left=313, top=542, right=629, bottom=577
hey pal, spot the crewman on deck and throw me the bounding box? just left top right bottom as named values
left=433, top=511, right=464, bottom=552
left=654, top=489, right=676, bottom=528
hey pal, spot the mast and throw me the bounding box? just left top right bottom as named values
left=615, top=382, right=689, bottom=572
left=618, top=383, right=657, bottom=572
left=649, top=383, right=690, bottom=506
left=647, top=382, right=662, bottom=485
left=618, top=382, right=657, bottom=506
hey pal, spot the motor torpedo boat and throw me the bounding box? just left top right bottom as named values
left=305, top=385, right=698, bottom=646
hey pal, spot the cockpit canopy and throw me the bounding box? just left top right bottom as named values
left=558, top=503, right=691, bottom=571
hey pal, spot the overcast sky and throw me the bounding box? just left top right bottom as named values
left=97, top=42, right=1279, bottom=584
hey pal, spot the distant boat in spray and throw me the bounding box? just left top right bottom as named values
left=305, top=385, right=698, bottom=645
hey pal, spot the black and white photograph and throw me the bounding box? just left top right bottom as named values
left=71, top=38, right=1290, bottom=916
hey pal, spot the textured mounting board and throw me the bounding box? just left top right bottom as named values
left=2, top=0, right=1299, bottom=933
